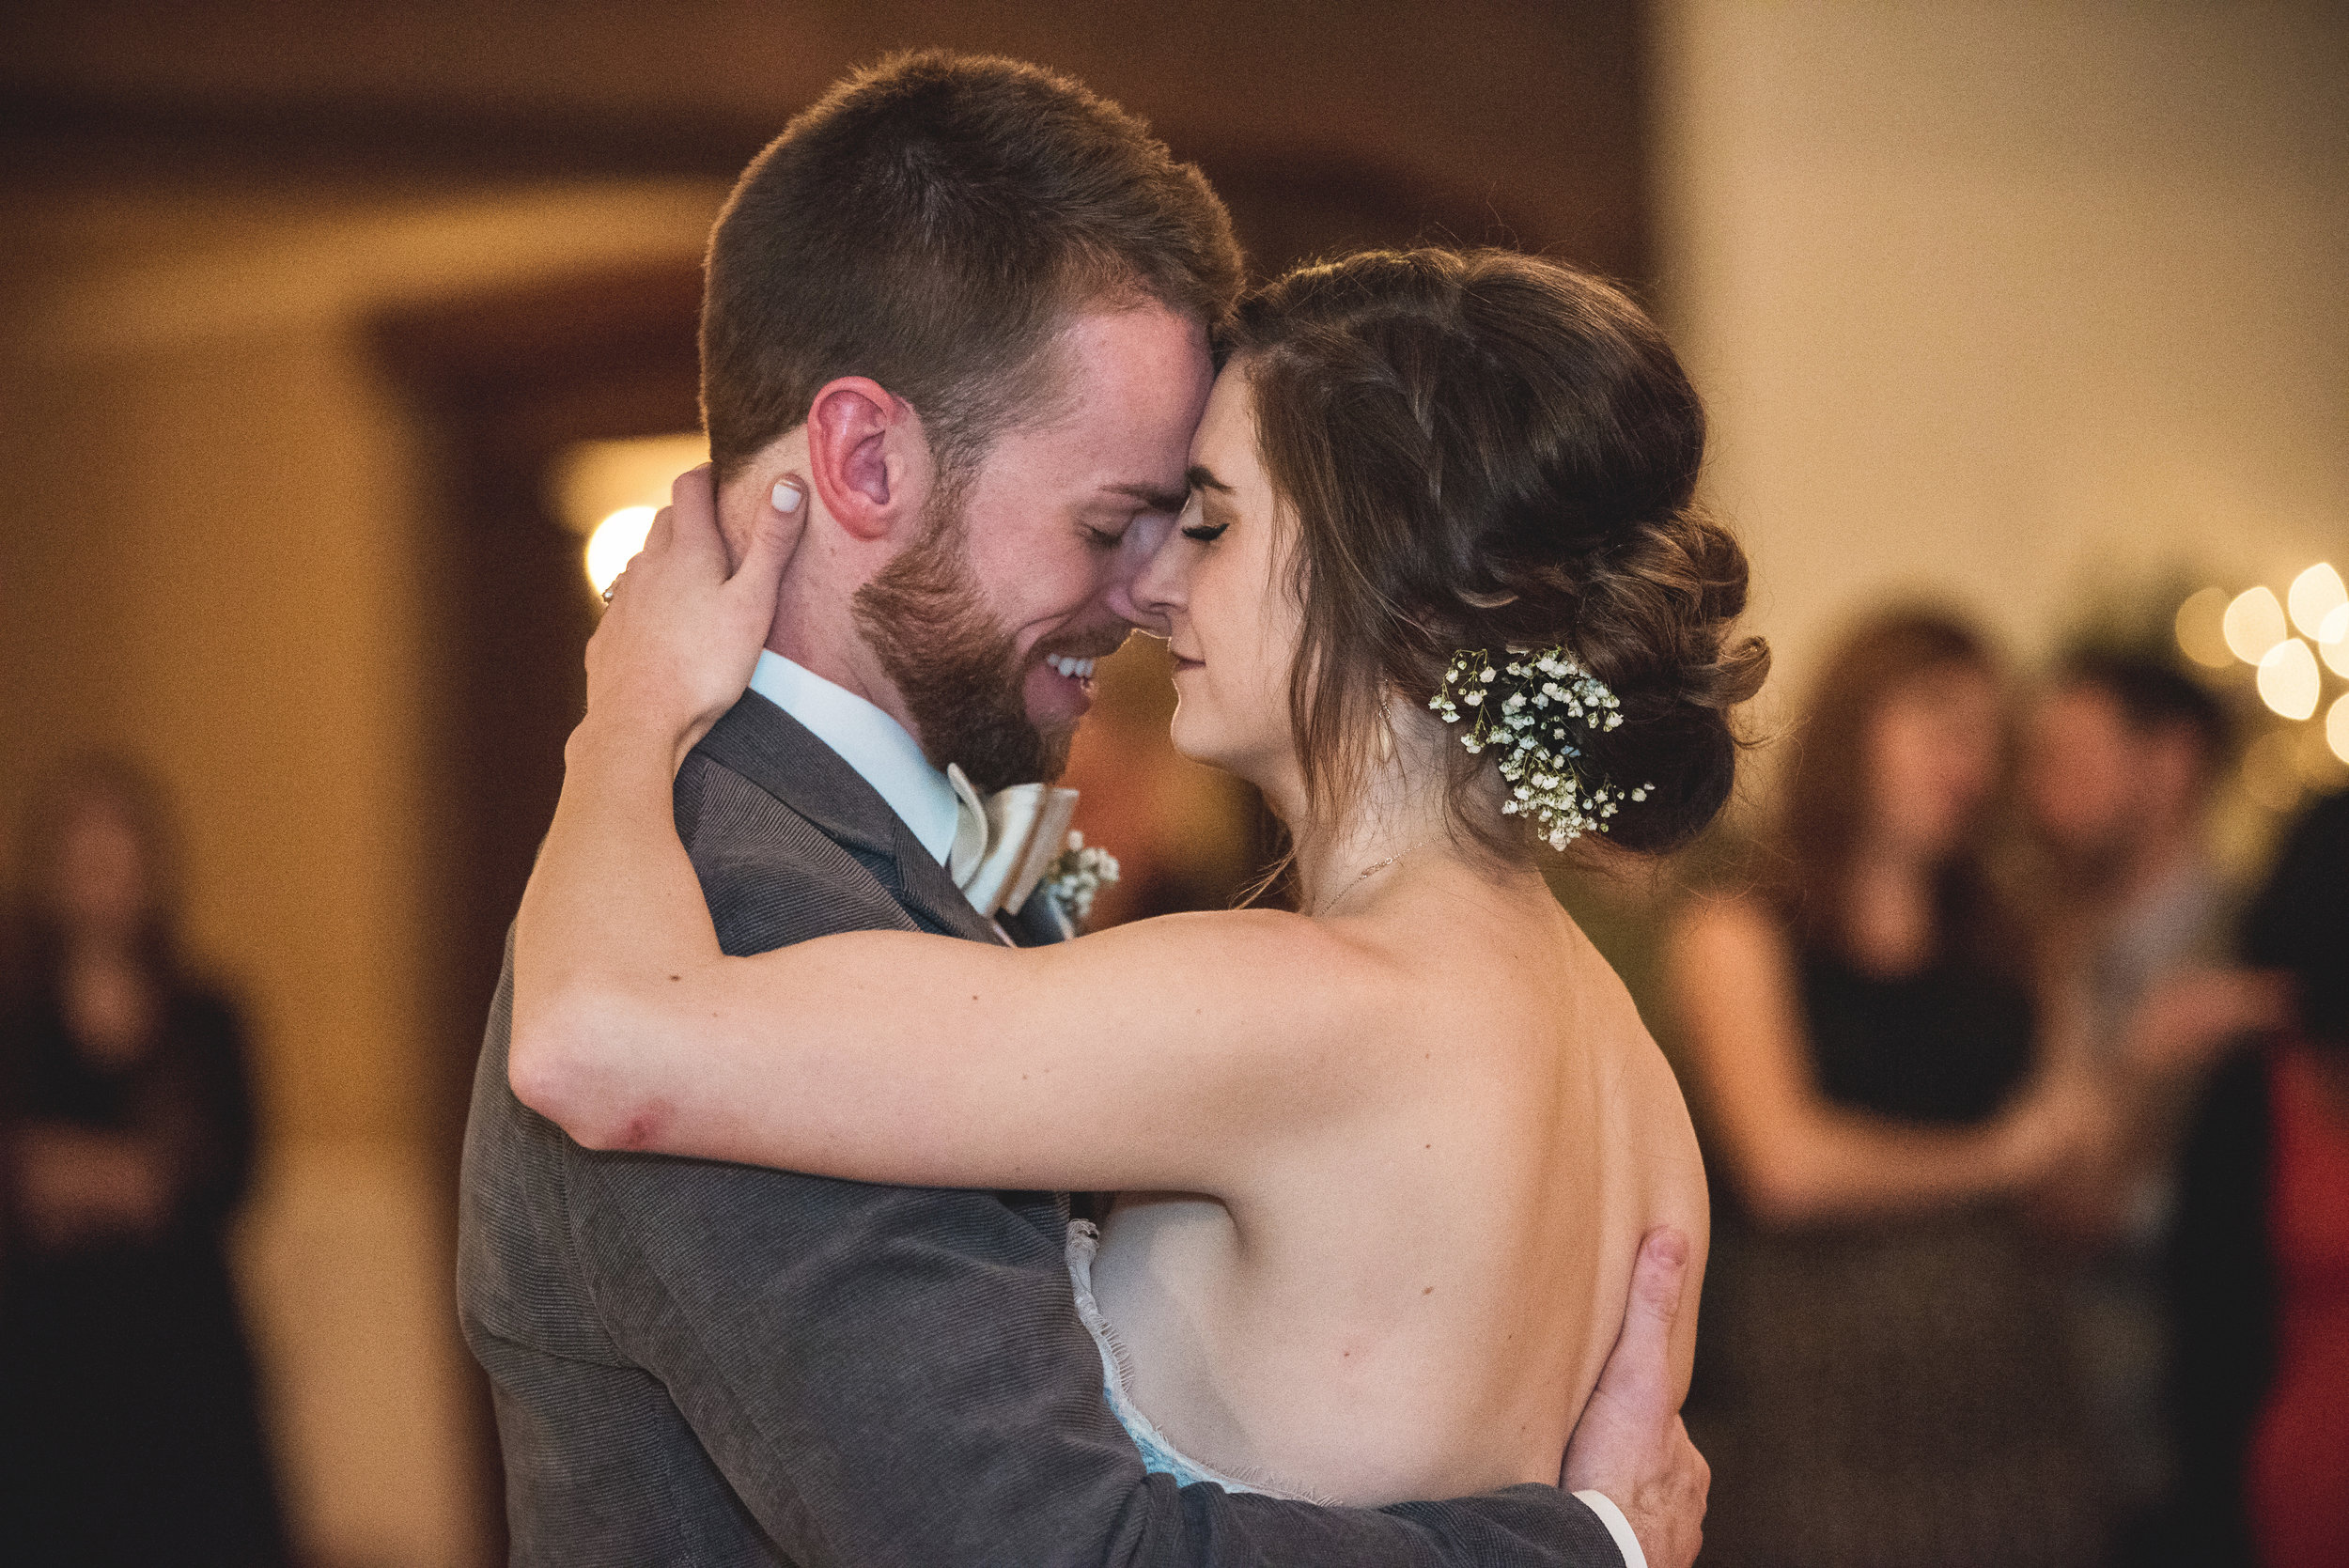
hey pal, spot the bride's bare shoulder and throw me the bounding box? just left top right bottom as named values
left=1057, top=903, right=1427, bottom=1050
left=1084, top=903, right=1386, bottom=971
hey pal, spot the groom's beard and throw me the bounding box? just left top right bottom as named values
left=853, top=500, right=1076, bottom=796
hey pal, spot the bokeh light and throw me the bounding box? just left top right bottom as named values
left=585, top=506, right=657, bottom=599
left=2173, top=586, right=2233, bottom=668
left=2287, top=562, right=2345, bottom=641
left=2331, top=696, right=2349, bottom=768
left=551, top=434, right=707, bottom=540
left=2323, top=608, right=2349, bottom=677
left=2222, top=585, right=2288, bottom=664
left=2257, top=637, right=2321, bottom=721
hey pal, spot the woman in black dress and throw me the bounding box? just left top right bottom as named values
left=1, top=756, right=288, bottom=1567
left=1666, top=611, right=2107, bottom=1568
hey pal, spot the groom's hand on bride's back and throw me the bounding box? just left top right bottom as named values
left=1563, top=1226, right=1708, bottom=1568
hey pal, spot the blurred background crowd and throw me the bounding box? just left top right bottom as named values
left=2, top=3, right=2343, bottom=1565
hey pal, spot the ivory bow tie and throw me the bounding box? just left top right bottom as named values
left=945, top=764, right=1080, bottom=918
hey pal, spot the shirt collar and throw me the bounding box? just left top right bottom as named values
left=745, top=651, right=959, bottom=866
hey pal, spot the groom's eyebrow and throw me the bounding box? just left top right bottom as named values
left=1103, top=479, right=1191, bottom=514
left=1184, top=465, right=1234, bottom=495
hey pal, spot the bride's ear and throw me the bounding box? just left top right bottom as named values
left=805, top=377, right=936, bottom=544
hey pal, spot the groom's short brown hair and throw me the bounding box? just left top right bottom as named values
left=702, top=52, right=1243, bottom=481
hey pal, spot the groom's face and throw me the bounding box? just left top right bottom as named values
left=860, top=302, right=1213, bottom=790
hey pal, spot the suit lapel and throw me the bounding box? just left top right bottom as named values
left=889, top=814, right=1006, bottom=945
left=695, top=691, right=898, bottom=857
left=694, top=691, right=1005, bottom=945
left=894, top=815, right=1076, bottom=948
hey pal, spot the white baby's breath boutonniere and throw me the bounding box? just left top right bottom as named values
left=1040, top=831, right=1119, bottom=926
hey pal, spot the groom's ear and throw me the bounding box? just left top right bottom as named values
left=806, top=377, right=933, bottom=544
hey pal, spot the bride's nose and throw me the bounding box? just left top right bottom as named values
left=1109, top=511, right=1187, bottom=635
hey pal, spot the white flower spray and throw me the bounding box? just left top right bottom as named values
left=1427, top=646, right=1653, bottom=849
left=1039, top=832, right=1120, bottom=925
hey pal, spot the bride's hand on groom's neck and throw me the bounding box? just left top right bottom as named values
left=580, top=463, right=803, bottom=773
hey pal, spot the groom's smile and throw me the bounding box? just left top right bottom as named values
left=1024, top=629, right=1131, bottom=728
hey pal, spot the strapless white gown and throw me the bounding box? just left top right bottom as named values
left=1064, top=1219, right=1326, bottom=1500
left=1067, top=1223, right=1652, bottom=1566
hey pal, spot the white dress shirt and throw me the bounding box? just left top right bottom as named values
left=746, top=650, right=959, bottom=867
left=1572, top=1491, right=1647, bottom=1568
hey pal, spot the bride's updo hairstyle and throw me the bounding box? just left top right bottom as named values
left=1231, top=248, right=1767, bottom=856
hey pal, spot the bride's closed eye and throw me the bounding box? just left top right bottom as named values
left=1177, top=468, right=1235, bottom=544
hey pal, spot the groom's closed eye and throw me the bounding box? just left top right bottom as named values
left=1082, top=510, right=1159, bottom=551
left=1104, top=479, right=1190, bottom=516
left=1084, top=480, right=1191, bottom=549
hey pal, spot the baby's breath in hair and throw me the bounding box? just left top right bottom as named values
left=1429, top=646, right=1652, bottom=850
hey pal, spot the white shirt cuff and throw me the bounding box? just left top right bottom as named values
left=1572, top=1490, right=1647, bottom=1568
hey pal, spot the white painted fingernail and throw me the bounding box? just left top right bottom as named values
left=771, top=479, right=805, bottom=514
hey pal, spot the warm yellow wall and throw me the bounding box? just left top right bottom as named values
left=0, top=177, right=723, bottom=1568
left=5, top=329, right=428, bottom=1139
left=3, top=180, right=728, bottom=1135
left=1654, top=0, right=2349, bottom=721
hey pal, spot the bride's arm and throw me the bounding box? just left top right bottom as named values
left=510, top=467, right=1393, bottom=1199
left=514, top=791, right=1371, bottom=1196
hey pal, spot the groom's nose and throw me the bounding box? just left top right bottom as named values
left=1105, top=512, right=1177, bottom=636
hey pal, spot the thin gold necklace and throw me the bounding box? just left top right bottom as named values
left=1311, top=839, right=1433, bottom=918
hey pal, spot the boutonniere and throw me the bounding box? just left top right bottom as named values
left=1040, top=832, right=1120, bottom=925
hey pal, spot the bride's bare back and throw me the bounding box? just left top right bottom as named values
left=1088, top=865, right=1706, bottom=1503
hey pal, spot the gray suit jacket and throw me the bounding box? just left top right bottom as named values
left=458, top=691, right=1626, bottom=1566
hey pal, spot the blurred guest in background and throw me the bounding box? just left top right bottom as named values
left=2018, top=652, right=2289, bottom=1556
left=0, top=757, right=287, bottom=1567
left=2166, top=787, right=2349, bottom=1568
left=1668, top=609, right=2105, bottom=1568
